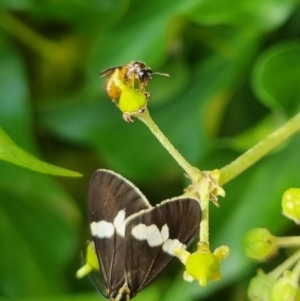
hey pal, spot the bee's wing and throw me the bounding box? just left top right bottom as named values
left=99, top=66, right=123, bottom=77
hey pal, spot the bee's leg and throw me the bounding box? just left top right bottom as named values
left=139, top=82, right=149, bottom=92
left=122, top=113, right=134, bottom=123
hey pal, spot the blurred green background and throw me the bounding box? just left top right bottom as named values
left=1, top=0, right=300, bottom=300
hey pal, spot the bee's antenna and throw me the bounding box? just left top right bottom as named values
left=152, top=72, right=170, bottom=77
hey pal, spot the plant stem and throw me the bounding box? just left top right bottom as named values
left=0, top=11, right=61, bottom=60
left=291, top=256, right=300, bottom=283
left=197, top=178, right=210, bottom=244
left=269, top=248, right=300, bottom=279
left=138, top=110, right=213, bottom=244
left=219, top=112, right=300, bottom=185
left=276, top=236, right=300, bottom=248
left=137, top=110, right=200, bottom=180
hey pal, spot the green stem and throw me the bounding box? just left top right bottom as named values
left=276, top=236, right=300, bottom=248
left=137, top=110, right=200, bottom=180
left=196, top=178, right=210, bottom=244
left=219, top=112, right=300, bottom=185
left=291, top=256, right=300, bottom=283
left=269, top=248, right=300, bottom=280
left=0, top=11, right=61, bottom=60
left=138, top=110, right=211, bottom=244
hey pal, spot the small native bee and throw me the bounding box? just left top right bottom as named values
left=100, top=61, right=169, bottom=102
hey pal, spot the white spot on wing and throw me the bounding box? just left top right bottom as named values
left=114, top=210, right=126, bottom=237
left=131, top=223, right=170, bottom=247
left=117, top=223, right=126, bottom=237
left=147, top=224, right=163, bottom=246
left=162, top=239, right=186, bottom=255
left=90, top=221, right=114, bottom=238
left=90, top=222, right=97, bottom=236
left=131, top=223, right=148, bottom=240
left=161, top=224, right=169, bottom=241
left=113, top=210, right=126, bottom=228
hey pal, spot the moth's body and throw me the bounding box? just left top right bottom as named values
left=109, top=284, right=131, bottom=301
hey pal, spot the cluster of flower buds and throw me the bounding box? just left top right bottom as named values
left=244, top=188, right=300, bottom=301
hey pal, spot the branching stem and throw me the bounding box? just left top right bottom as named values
left=269, top=249, right=300, bottom=280
left=137, top=110, right=200, bottom=180
left=220, top=112, right=300, bottom=185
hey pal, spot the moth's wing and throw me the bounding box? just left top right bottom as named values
left=88, top=169, right=151, bottom=296
left=124, top=197, right=201, bottom=296
left=99, top=66, right=123, bottom=77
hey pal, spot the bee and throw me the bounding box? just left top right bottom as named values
left=100, top=61, right=169, bottom=102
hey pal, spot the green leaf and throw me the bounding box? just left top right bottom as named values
left=252, top=41, right=300, bottom=116
left=0, top=163, right=81, bottom=298
left=0, top=30, right=81, bottom=298
left=1, top=0, right=33, bottom=10
left=187, top=0, right=298, bottom=31
left=0, top=126, right=81, bottom=177
left=30, top=0, right=131, bottom=34
left=19, top=294, right=101, bottom=301
left=86, top=0, right=208, bottom=79
left=19, top=285, right=161, bottom=301
left=219, top=115, right=282, bottom=152
left=0, top=34, right=81, bottom=177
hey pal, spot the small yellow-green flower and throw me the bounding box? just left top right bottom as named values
left=248, top=270, right=274, bottom=301
left=76, top=241, right=100, bottom=279
left=118, top=88, right=148, bottom=114
left=174, top=242, right=229, bottom=286
left=244, top=228, right=278, bottom=261
left=282, top=188, right=300, bottom=224
left=271, top=271, right=300, bottom=301
left=185, top=250, right=220, bottom=286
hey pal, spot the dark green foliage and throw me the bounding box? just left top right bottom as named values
left=0, top=1, right=300, bottom=300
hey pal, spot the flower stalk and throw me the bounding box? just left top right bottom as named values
left=137, top=110, right=200, bottom=180
left=220, top=112, right=300, bottom=185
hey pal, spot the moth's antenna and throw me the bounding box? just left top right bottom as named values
left=87, top=272, right=107, bottom=297
left=79, top=250, right=106, bottom=297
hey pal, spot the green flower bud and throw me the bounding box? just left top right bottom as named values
left=244, top=228, right=277, bottom=261
left=110, top=67, right=148, bottom=116
left=76, top=242, right=100, bottom=279
left=86, top=241, right=100, bottom=270
left=271, top=271, right=300, bottom=301
left=118, top=88, right=147, bottom=114
left=282, top=188, right=300, bottom=224
left=185, top=251, right=221, bottom=286
left=248, top=270, right=274, bottom=301
left=175, top=242, right=229, bottom=287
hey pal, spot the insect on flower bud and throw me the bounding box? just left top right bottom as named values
left=99, top=61, right=168, bottom=122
